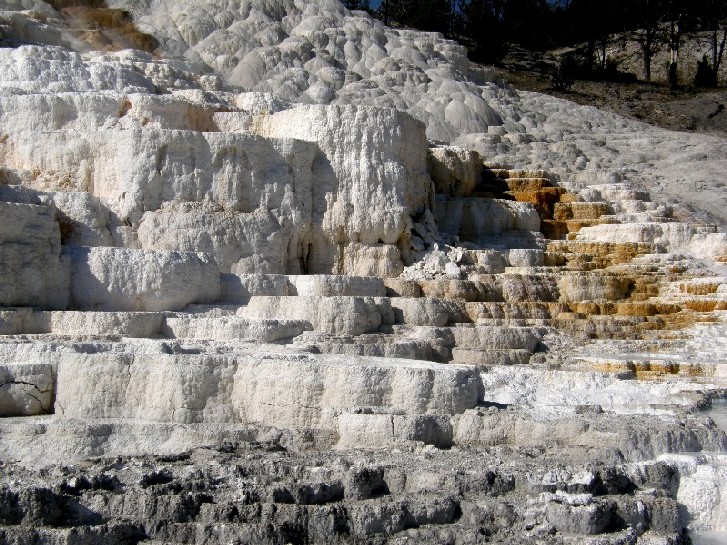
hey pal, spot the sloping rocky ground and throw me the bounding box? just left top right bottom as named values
left=0, top=1, right=727, bottom=544
left=481, top=55, right=727, bottom=139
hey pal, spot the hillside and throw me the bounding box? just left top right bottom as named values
left=486, top=48, right=727, bottom=138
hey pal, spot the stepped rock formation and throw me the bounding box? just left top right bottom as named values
left=1, top=1, right=727, bottom=543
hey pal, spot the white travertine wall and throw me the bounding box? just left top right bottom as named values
left=251, top=104, right=433, bottom=274
left=53, top=353, right=480, bottom=427
left=0, top=202, right=70, bottom=309
left=65, top=247, right=220, bottom=311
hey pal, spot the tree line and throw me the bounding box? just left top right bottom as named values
left=344, top=0, right=727, bottom=87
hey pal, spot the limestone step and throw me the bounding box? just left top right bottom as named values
left=545, top=240, right=655, bottom=269
left=450, top=348, right=532, bottom=366
left=505, top=187, right=565, bottom=217
left=384, top=278, right=424, bottom=297
left=0, top=361, right=53, bottom=416
left=464, top=302, right=564, bottom=321
left=598, top=213, right=674, bottom=224
left=0, top=202, right=73, bottom=307
left=176, top=305, right=243, bottom=316
left=541, top=219, right=569, bottom=240
left=382, top=324, right=543, bottom=351
left=433, top=196, right=541, bottom=241
left=391, top=297, right=469, bottom=326
left=239, top=296, right=394, bottom=336
left=163, top=315, right=312, bottom=343
left=292, top=332, right=449, bottom=362
left=574, top=222, right=717, bottom=252
left=569, top=356, right=727, bottom=380
left=471, top=318, right=552, bottom=327
left=287, top=275, right=386, bottom=297
left=503, top=177, right=554, bottom=192
left=221, top=274, right=387, bottom=302
left=0, top=308, right=32, bottom=335
left=417, top=279, right=485, bottom=302
left=415, top=274, right=559, bottom=303
left=220, top=273, right=290, bottom=301
left=553, top=314, right=682, bottom=340
left=613, top=200, right=673, bottom=215
left=0, top=524, right=147, bottom=543
left=483, top=168, right=556, bottom=181
left=585, top=185, right=651, bottom=203
left=678, top=299, right=727, bottom=312
left=563, top=218, right=619, bottom=238
left=470, top=233, right=547, bottom=252
left=553, top=202, right=611, bottom=221
left=557, top=270, right=650, bottom=304
left=0, top=336, right=312, bottom=365
left=677, top=279, right=726, bottom=296
left=0, top=416, right=322, bottom=464
left=562, top=301, right=683, bottom=317
left=474, top=177, right=554, bottom=196
left=503, top=247, right=546, bottom=265
left=502, top=266, right=558, bottom=274
left=49, top=353, right=480, bottom=428
left=0, top=309, right=164, bottom=338
left=447, top=249, right=508, bottom=274
left=63, top=246, right=220, bottom=312
left=450, top=325, right=542, bottom=351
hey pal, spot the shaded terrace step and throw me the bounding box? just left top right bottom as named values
left=0, top=309, right=164, bottom=338
left=163, top=315, right=312, bottom=343
left=221, top=273, right=386, bottom=302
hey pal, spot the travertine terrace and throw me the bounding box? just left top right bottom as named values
left=0, top=1, right=726, bottom=543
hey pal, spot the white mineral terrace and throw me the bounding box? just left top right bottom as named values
left=0, top=0, right=726, bottom=543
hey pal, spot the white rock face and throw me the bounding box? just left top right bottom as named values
left=66, top=246, right=220, bottom=311
left=9, top=311, right=165, bottom=337
left=427, top=146, right=481, bottom=197
left=1, top=8, right=727, bottom=543
left=287, top=274, right=385, bottom=297
left=138, top=200, right=312, bottom=274
left=661, top=454, right=727, bottom=532
left=391, top=297, right=467, bottom=327
left=251, top=104, right=432, bottom=273
left=558, top=272, right=631, bottom=303
left=103, top=0, right=501, bottom=141
left=434, top=198, right=541, bottom=245
left=240, top=295, right=393, bottom=335
left=0, top=362, right=53, bottom=416
left=4, top=0, right=727, bottom=226
left=0, top=201, right=70, bottom=309
left=231, top=355, right=480, bottom=428
left=163, top=315, right=311, bottom=342
left=54, top=352, right=479, bottom=428
left=220, top=273, right=291, bottom=301
left=0, top=185, right=115, bottom=247
left=576, top=223, right=717, bottom=254
left=2, top=127, right=315, bottom=225
left=0, top=96, right=433, bottom=276
left=46, top=191, right=116, bottom=247
left=451, top=326, right=541, bottom=351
